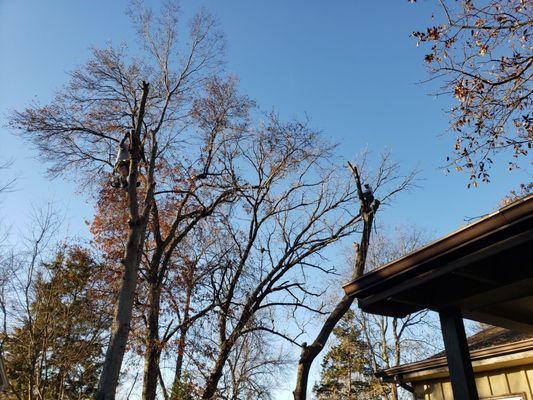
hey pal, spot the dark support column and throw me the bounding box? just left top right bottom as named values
left=439, top=307, right=479, bottom=400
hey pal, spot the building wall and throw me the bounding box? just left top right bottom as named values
left=413, top=364, right=533, bottom=400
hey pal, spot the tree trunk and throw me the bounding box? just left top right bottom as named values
left=292, top=171, right=379, bottom=400
left=391, top=385, right=399, bottom=400
left=202, top=344, right=232, bottom=400
left=293, top=294, right=354, bottom=400
left=95, top=220, right=147, bottom=400
left=142, top=248, right=164, bottom=400
left=170, top=326, right=188, bottom=399
left=142, top=282, right=162, bottom=400
left=95, top=82, right=151, bottom=400
left=201, top=290, right=256, bottom=399
left=169, top=275, right=194, bottom=399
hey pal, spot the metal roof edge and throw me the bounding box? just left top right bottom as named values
left=343, top=194, right=533, bottom=297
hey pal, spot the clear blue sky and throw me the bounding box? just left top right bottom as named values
left=0, top=0, right=528, bottom=239
left=0, top=1, right=529, bottom=396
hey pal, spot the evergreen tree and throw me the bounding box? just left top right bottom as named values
left=313, top=310, right=382, bottom=400
left=2, top=247, right=110, bottom=399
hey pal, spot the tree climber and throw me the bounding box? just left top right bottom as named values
left=111, top=130, right=148, bottom=189
left=362, top=183, right=374, bottom=204
left=112, top=132, right=130, bottom=189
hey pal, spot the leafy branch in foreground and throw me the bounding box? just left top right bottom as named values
left=412, top=0, right=532, bottom=185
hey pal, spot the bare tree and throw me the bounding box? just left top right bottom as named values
left=221, top=330, right=290, bottom=400
left=354, top=226, right=440, bottom=400
left=0, top=158, right=16, bottom=348
left=0, top=205, right=63, bottom=399
left=88, top=75, right=250, bottom=400
left=7, top=3, right=422, bottom=399
left=194, top=120, right=367, bottom=400
left=411, top=0, right=532, bottom=185
left=293, top=154, right=417, bottom=400
left=0, top=159, right=16, bottom=196
left=8, top=2, right=234, bottom=398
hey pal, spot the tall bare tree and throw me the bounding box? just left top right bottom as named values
left=7, top=3, right=422, bottom=399
left=293, top=154, right=417, bottom=400
left=194, top=119, right=362, bottom=399
left=8, top=2, right=233, bottom=398
left=354, top=226, right=439, bottom=400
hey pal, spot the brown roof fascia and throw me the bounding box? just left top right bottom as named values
left=343, top=194, right=533, bottom=298
left=376, top=338, right=533, bottom=382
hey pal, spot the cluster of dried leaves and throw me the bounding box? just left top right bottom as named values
left=412, top=0, right=532, bottom=186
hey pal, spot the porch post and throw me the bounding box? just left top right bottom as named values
left=438, top=307, right=479, bottom=400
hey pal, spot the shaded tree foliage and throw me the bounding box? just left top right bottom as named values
left=313, top=310, right=381, bottom=400
left=1, top=247, right=110, bottom=400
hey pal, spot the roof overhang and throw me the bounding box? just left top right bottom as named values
left=377, top=338, right=533, bottom=383
left=343, top=195, right=533, bottom=333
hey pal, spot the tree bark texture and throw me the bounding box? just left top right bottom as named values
left=95, top=82, right=151, bottom=400
left=142, top=282, right=162, bottom=400
left=202, top=342, right=234, bottom=400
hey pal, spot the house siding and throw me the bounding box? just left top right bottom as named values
left=413, top=364, right=533, bottom=399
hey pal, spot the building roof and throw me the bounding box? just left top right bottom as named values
left=376, top=327, right=533, bottom=383
left=429, top=326, right=531, bottom=359
left=343, top=194, right=533, bottom=333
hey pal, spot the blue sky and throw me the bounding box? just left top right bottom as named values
left=1, top=0, right=528, bottom=242
left=0, top=1, right=529, bottom=397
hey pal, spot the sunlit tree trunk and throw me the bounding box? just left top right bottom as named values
left=293, top=163, right=379, bottom=400
left=95, top=82, right=152, bottom=400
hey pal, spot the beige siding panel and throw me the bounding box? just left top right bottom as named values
left=441, top=381, right=454, bottom=399
left=488, top=371, right=511, bottom=396
left=434, top=382, right=445, bottom=400
left=526, top=368, right=533, bottom=399
left=476, top=374, right=494, bottom=398
left=412, top=364, right=533, bottom=399
left=506, top=368, right=531, bottom=399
